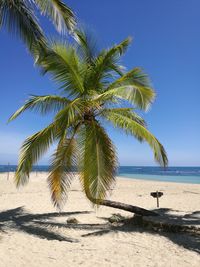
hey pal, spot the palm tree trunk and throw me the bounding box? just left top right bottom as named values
left=85, top=192, right=158, bottom=216
left=98, top=199, right=158, bottom=216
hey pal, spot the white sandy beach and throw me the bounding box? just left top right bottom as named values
left=0, top=172, right=199, bottom=267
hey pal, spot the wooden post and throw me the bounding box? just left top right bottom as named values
left=151, top=191, right=163, bottom=208
left=7, top=162, right=10, bottom=180
left=156, top=191, right=159, bottom=208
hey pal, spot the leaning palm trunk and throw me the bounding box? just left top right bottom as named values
left=85, top=191, right=157, bottom=216
left=93, top=199, right=157, bottom=217
left=9, top=30, right=168, bottom=217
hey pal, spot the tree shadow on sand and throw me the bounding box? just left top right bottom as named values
left=0, top=207, right=91, bottom=243
left=0, top=207, right=199, bottom=254
left=34, top=208, right=200, bottom=254
left=78, top=208, right=200, bottom=254
left=91, top=208, right=200, bottom=254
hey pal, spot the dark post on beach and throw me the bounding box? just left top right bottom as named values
left=150, top=191, right=163, bottom=208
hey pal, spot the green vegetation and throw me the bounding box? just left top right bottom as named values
left=0, top=0, right=75, bottom=52
left=9, top=30, right=168, bottom=212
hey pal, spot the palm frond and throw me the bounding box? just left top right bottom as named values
left=8, top=95, right=70, bottom=122
left=74, top=28, right=98, bottom=64
left=38, top=43, right=85, bottom=96
left=99, top=108, right=146, bottom=127
left=54, top=97, right=83, bottom=129
left=35, top=0, right=76, bottom=33
left=104, top=37, right=132, bottom=57
left=15, top=122, right=59, bottom=187
left=102, top=111, right=168, bottom=167
left=79, top=121, right=117, bottom=204
left=107, top=67, right=155, bottom=110
left=0, top=0, right=46, bottom=52
left=85, top=37, right=131, bottom=92
left=48, top=129, right=78, bottom=209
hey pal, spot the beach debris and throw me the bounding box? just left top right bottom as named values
left=150, top=191, right=163, bottom=207
left=108, top=213, right=126, bottom=224
left=66, top=217, right=79, bottom=224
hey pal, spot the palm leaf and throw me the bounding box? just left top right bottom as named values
left=90, top=68, right=155, bottom=110
left=39, top=43, right=85, bottom=96
left=85, top=38, right=131, bottom=92
left=106, top=67, right=155, bottom=110
left=102, top=111, right=168, bottom=167
left=48, top=129, right=78, bottom=209
left=15, top=122, right=59, bottom=187
left=35, top=0, right=76, bottom=33
left=100, top=108, right=146, bottom=127
left=54, top=97, right=83, bottom=129
left=8, top=95, right=70, bottom=122
left=74, top=29, right=98, bottom=64
left=0, top=0, right=46, bottom=51
left=79, top=121, right=117, bottom=203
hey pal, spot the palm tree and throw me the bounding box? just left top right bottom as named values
left=0, top=0, right=75, bottom=52
left=9, top=31, right=168, bottom=216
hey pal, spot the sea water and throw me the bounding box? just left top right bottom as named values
left=118, top=166, right=200, bottom=184
left=0, top=165, right=200, bottom=184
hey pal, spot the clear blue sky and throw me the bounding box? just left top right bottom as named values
left=0, top=0, right=199, bottom=166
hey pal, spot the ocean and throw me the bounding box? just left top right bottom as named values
left=0, top=165, right=200, bottom=184
left=118, top=166, right=200, bottom=184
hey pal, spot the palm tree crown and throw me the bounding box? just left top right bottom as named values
left=0, top=0, right=75, bottom=52
left=9, top=30, right=168, bottom=209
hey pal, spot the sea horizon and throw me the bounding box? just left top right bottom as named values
left=1, top=165, right=200, bottom=184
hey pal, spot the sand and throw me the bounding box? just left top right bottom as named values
left=0, top=172, right=199, bottom=267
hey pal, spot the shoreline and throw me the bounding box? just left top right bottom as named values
left=2, top=171, right=200, bottom=186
